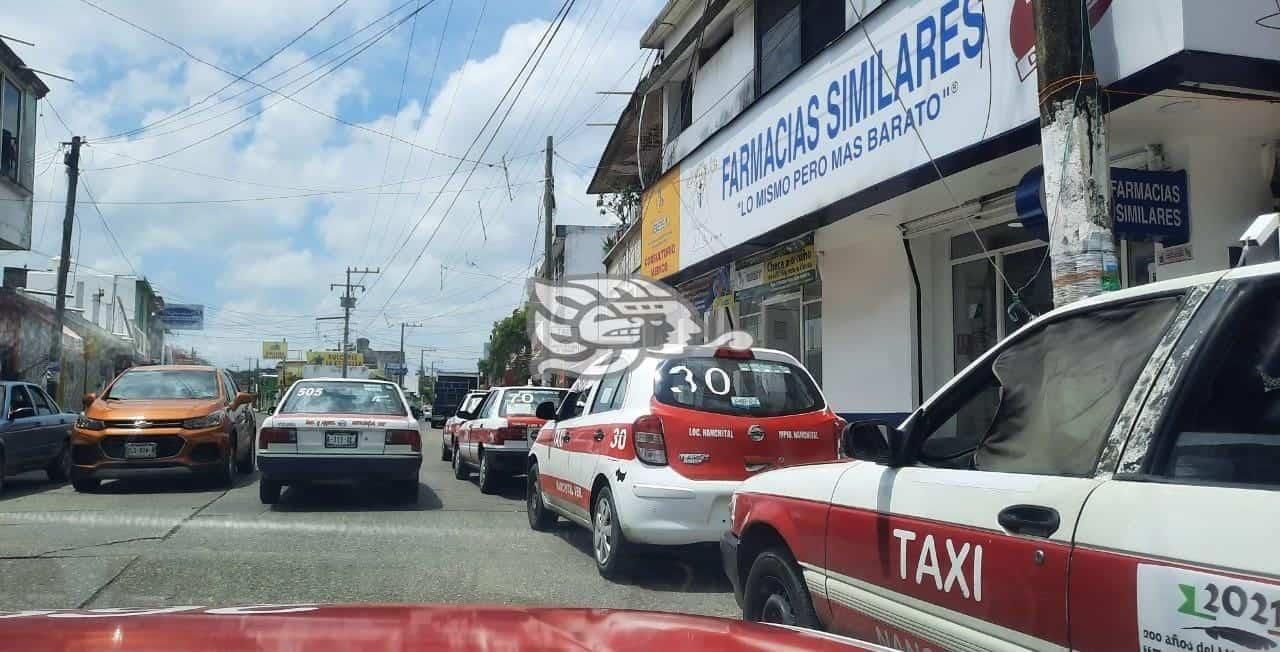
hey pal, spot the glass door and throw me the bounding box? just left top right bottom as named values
left=763, top=294, right=803, bottom=364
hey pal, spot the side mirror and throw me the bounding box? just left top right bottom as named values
left=842, top=420, right=905, bottom=465
left=410, top=406, right=423, bottom=419
left=10, top=406, right=36, bottom=420
left=82, top=393, right=97, bottom=410
left=233, top=391, right=253, bottom=407
left=535, top=401, right=557, bottom=421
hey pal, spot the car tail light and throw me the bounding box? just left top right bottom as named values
left=834, top=415, right=848, bottom=458
left=259, top=427, right=296, bottom=450
left=714, top=347, right=754, bottom=359
left=633, top=415, right=667, bottom=465
left=385, top=429, right=421, bottom=452
left=496, top=426, right=525, bottom=442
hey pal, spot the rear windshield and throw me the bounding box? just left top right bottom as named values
left=280, top=382, right=405, bottom=416
left=654, top=357, right=823, bottom=417
left=499, top=389, right=566, bottom=417
left=106, top=370, right=220, bottom=400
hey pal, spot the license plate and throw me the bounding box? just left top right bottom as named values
left=124, top=442, right=157, bottom=458
left=324, top=431, right=359, bottom=448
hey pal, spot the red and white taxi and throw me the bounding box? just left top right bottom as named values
left=722, top=263, right=1280, bottom=651
left=452, top=386, right=567, bottom=493
left=440, top=390, right=487, bottom=462
left=526, top=345, right=843, bottom=579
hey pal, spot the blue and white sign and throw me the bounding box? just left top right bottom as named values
left=1111, top=168, right=1190, bottom=244
left=161, top=304, right=204, bottom=330
left=385, top=362, right=407, bottom=374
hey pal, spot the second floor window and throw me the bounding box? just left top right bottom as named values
left=1, top=79, right=20, bottom=184
left=756, top=0, right=845, bottom=94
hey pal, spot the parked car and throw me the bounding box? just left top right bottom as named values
left=72, top=366, right=256, bottom=492
left=257, top=378, right=422, bottom=504
left=721, top=262, right=1280, bottom=650
left=454, top=386, right=566, bottom=493
left=0, top=381, right=74, bottom=493
left=527, top=346, right=843, bottom=579
left=440, top=390, right=488, bottom=462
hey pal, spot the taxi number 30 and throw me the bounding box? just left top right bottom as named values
left=668, top=366, right=732, bottom=395
left=608, top=428, right=627, bottom=449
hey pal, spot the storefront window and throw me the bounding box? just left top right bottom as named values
left=1125, top=240, right=1158, bottom=287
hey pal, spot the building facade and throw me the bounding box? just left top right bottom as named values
left=23, top=268, right=166, bottom=363
left=589, top=0, right=1280, bottom=421
left=0, top=41, right=47, bottom=253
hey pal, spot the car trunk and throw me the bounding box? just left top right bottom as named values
left=291, top=414, right=392, bottom=456
left=654, top=401, right=840, bottom=481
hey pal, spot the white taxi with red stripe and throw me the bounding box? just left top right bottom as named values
left=526, top=345, right=843, bottom=579
left=722, top=262, right=1280, bottom=651
left=257, top=378, right=422, bottom=505
left=452, top=386, right=566, bottom=493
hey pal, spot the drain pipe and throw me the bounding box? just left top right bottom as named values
left=901, top=235, right=925, bottom=407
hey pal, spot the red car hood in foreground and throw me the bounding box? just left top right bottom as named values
left=0, top=604, right=881, bottom=651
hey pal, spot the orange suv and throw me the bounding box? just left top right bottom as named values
left=71, top=365, right=257, bottom=492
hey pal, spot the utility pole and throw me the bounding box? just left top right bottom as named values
left=398, top=322, right=422, bottom=387
left=47, top=136, right=82, bottom=402
left=1034, top=0, right=1117, bottom=307
left=329, top=266, right=378, bottom=378
left=543, top=135, right=555, bottom=280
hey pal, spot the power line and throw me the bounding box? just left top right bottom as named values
left=12, top=179, right=539, bottom=205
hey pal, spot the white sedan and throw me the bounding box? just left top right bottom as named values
left=256, top=378, right=423, bottom=504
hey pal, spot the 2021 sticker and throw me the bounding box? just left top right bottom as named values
left=1137, top=564, right=1279, bottom=651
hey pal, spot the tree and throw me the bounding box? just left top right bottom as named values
left=478, top=308, right=531, bottom=385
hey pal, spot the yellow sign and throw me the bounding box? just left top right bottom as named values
left=262, top=340, right=287, bottom=360
left=763, top=244, right=816, bottom=284
left=306, top=351, right=364, bottom=366
left=641, top=166, right=681, bottom=279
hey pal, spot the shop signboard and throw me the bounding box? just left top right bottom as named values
left=641, top=166, right=681, bottom=279
left=1111, top=168, right=1189, bottom=244
left=262, top=340, right=287, bottom=360
left=734, top=235, right=817, bottom=302
left=160, top=304, right=204, bottom=330
left=305, top=351, right=363, bottom=367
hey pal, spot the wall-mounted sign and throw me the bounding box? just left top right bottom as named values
left=306, top=351, right=363, bottom=366
left=734, top=234, right=817, bottom=302
left=1112, top=168, right=1190, bottom=244
left=262, top=340, right=287, bottom=360
left=641, top=166, right=681, bottom=279
left=161, top=304, right=204, bottom=330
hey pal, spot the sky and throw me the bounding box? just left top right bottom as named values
left=3, top=0, right=658, bottom=375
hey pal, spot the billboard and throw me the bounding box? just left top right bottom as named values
left=262, top=340, right=287, bottom=360
left=161, top=304, right=204, bottom=330
left=306, top=351, right=363, bottom=366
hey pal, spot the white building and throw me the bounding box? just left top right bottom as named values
left=23, top=268, right=165, bottom=362
left=589, top=0, right=1280, bottom=422
left=548, top=224, right=615, bottom=279
left=0, top=41, right=48, bottom=252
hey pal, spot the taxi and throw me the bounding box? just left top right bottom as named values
left=453, top=386, right=566, bottom=493
left=257, top=378, right=422, bottom=504
left=721, top=263, right=1280, bottom=651
left=440, top=390, right=487, bottom=462
left=527, top=345, right=843, bottom=580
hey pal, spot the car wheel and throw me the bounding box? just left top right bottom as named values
left=46, top=442, right=73, bottom=482
left=440, top=436, right=452, bottom=462
left=259, top=477, right=282, bottom=504
left=526, top=462, right=557, bottom=531
left=0, top=451, right=6, bottom=494
left=71, top=472, right=99, bottom=493
left=592, top=486, right=630, bottom=581
left=452, top=442, right=468, bottom=480
left=743, top=548, right=821, bottom=629
left=235, top=435, right=255, bottom=474
left=477, top=452, right=501, bottom=494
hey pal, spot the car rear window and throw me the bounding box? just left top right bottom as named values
left=106, top=370, right=220, bottom=400
left=280, top=382, right=406, bottom=416
left=499, top=389, right=565, bottom=417
left=654, top=357, right=823, bottom=417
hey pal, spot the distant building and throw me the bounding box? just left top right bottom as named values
left=0, top=40, right=48, bottom=252
left=24, top=267, right=165, bottom=363
left=541, top=224, right=614, bottom=280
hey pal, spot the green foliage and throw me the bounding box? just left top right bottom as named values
left=478, top=308, right=531, bottom=385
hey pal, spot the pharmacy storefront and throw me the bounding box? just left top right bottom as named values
left=640, top=0, right=1280, bottom=419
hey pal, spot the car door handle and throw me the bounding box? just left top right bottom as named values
left=593, top=429, right=605, bottom=441
left=998, top=504, right=1061, bottom=538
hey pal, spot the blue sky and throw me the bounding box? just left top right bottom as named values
left=4, top=0, right=657, bottom=374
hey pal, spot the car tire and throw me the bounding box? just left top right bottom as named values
left=592, top=485, right=631, bottom=581
left=743, top=547, right=822, bottom=629
left=46, top=441, right=73, bottom=482
left=452, top=442, right=468, bottom=480
left=0, top=451, right=6, bottom=494
left=477, top=452, right=500, bottom=494
left=71, top=473, right=99, bottom=493
left=215, top=438, right=236, bottom=487
left=259, top=477, right=282, bottom=504
left=236, top=436, right=255, bottom=474
left=526, top=462, right=557, bottom=531
left=440, top=437, right=452, bottom=462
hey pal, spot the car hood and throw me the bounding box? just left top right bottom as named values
left=86, top=399, right=223, bottom=421
left=0, top=604, right=878, bottom=651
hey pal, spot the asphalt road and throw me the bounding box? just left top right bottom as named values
left=0, top=417, right=737, bottom=616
